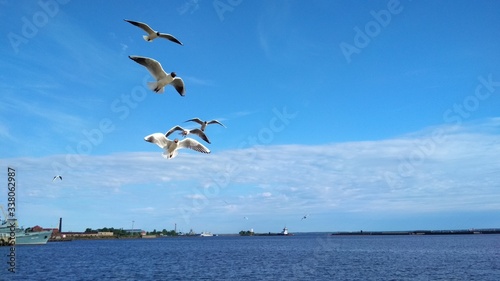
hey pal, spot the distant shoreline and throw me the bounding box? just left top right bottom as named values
left=47, top=228, right=500, bottom=242
left=331, top=228, right=500, bottom=236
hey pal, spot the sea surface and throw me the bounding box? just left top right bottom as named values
left=1, top=233, right=499, bottom=280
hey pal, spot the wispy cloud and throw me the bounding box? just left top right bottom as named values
left=3, top=119, right=499, bottom=231
left=0, top=122, right=12, bottom=141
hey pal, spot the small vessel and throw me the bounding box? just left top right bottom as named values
left=278, top=226, right=292, bottom=236
left=199, top=231, right=214, bottom=237
left=0, top=218, right=51, bottom=246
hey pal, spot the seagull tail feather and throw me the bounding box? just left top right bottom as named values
left=147, top=81, right=165, bottom=93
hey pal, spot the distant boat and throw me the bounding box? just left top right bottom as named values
left=0, top=218, right=51, bottom=246
left=199, top=231, right=214, bottom=237
left=278, top=226, right=292, bottom=236
left=244, top=226, right=293, bottom=236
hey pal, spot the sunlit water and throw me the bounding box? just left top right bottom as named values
left=2, top=234, right=499, bottom=280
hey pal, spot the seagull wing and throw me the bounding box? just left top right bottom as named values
left=124, top=19, right=155, bottom=35
left=158, top=33, right=183, bottom=45
left=129, top=56, right=167, bottom=81
left=207, top=120, right=226, bottom=128
left=165, top=125, right=185, bottom=138
left=190, top=128, right=211, bottom=144
left=178, top=138, right=210, bottom=154
left=144, top=133, right=171, bottom=149
left=171, top=77, right=185, bottom=96
left=185, top=118, right=204, bottom=125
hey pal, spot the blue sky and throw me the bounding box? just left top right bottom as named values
left=1, top=0, right=500, bottom=234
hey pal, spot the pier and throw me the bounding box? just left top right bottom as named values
left=331, top=228, right=500, bottom=236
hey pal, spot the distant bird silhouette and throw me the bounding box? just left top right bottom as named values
left=52, top=175, right=62, bottom=182
left=165, top=125, right=211, bottom=144
left=301, top=214, right=309, bottom=220
left=144, top=133, right=210, bottom=159
left=129, top=55, right=185, bottom=96
left=185, top=118, right=226, bottom=132
left=124, top=19, right=183, bottom=45
left=243, top=216, right=249, bottom=220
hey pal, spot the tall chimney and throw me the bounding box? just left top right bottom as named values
left=59, top=217, right=62, bottom=232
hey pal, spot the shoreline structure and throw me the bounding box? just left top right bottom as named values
left=331, top=228, right=500, bottom=236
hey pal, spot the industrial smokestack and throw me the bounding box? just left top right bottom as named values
left=59, top=217, right=62, bottom=232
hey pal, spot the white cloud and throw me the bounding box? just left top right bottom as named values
left=3, top=119, right=500, bottom=232
left=186, top=194, right=206, bottom=200
left=260, top=192, right=272, bottom=198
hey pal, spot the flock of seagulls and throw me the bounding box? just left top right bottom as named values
left=50, top=19, right=313, bottom=227
left=124, top=19, right=226, bottom=159
left=51, top=20, right=224, bottom=180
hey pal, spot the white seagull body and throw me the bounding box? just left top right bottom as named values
left=165, top=125, right=211, bottom=144
left=185, top=118, right=226, bottom=131
left=129, top=55, right=185, bottom=96
left=124, top=19, right=183, bottom=45
left=144, top=133, right=210, bottom=159
left=53, top=175, right=62, bottom=182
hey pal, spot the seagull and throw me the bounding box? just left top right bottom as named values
left=124, top=19, right=183, bottom=45
left=144, top=133, right=210, bottom=159
left=185, top=118, right=226, bottom=132
left=129, top=55, right=185, bottom=96
left=52, top=175, right=62, bottom=182
left=165, top=125, right=211, bottom=144
left=243, top=216, right=249, bottom=220
left=301, top=214, right=309, bottom=220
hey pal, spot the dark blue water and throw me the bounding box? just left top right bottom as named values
left=2, top=234, right=499, bottom=280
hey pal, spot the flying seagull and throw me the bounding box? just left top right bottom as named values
left=129, top=55, right=185, bottom=96
left=165, top=125, right=211, bottom=144
left=301, top=214, right=309, bottom=220
left=185, top=118, right=226, bottom=132
left=124, top=19, right=183, bottom=45
left=52, top=175, right=62, bottom=182
left=144, top=133, right=210, bottom=159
